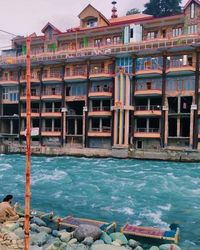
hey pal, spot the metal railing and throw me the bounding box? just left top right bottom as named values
left=21, top=108, right=39, bottom=113
left=135, top=86, right=162, bottom=91
left=43, top=127, right=61, bottom=132
left=135, top=105, right=161, bottom=111
left=21, top=91, right=40, bottom=97
left=43, top=72, right=62, bottom=78
left=136, top=128, right=160, bottom=133
left=92, top=106, right=110, bottom=111
left=90, top=68, right=114, bottom=74
left=65, top=70, right=87, bottom=77
left=90, top=86, right=112, bottom=93
left=90, top=127, right=111, bottom=132
left=0, top=76, right=18, bottom=81
left=42, top=90, right=62, bottom=95
left=43, top=108, right=61, bottom=112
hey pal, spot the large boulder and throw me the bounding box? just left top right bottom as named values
left=91, top=245, right=128, bottom=250
left=30, top=232, right=49, bottom=246
left=1, top=222, right=20, bottom=233
left=31, top=217, right=46, bottom=227
left=14, top=227, right=24, bottom=240
left=128, top=239, right=139, bottom=248
left=73, top=224, right=102, bottom=242
left=59, top=231, right=72, bottom=243
left=109, top=233, right=128, bottom=245
left=101, top=232, right=112, bottom=244
left=149, top=247, right=159, bottom=250
left=65, top=243, right=89, bottom=250
left=159, top=245, right=181, bottom=250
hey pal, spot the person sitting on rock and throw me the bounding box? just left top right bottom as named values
left=0, top=195, right=19, bottom=223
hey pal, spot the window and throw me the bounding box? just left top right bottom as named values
left=2, top=87, right=18, bottom=101
left=146, top=82, right=152, bottom=90
left=188, top=25, right=197, bottom=34
left=106, top=38, right=111, bottom=45
left=87, top=19, right=97, bottom=28
left=113, top=36, right=121, bottom=44
left=94, top=39, right=101, bottom=47
left=130, top=28, right=134, bottom=38
left=173, top=28, right=182, bottom=37
left=136, top=141, right=143, bottom=149
left=147, top=32, right=156, bottom=40
left=145, top=61, right=152, bottom=70
left=191, top=3, right=195, bottom=19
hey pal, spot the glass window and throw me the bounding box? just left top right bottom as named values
left=191, top=3, right=195, bottom=19
left=87, top=19, right=97, bottom=28
left=147, top=32, right=156, bottom=39
left=173, top=28, right=182, bottom=37
left=188, top=25, right=197, bottom=34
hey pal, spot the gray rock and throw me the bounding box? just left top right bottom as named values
left=82, top=236, right=94, bottom=246
left=91, top=245, right=128, bottom=250
left=30, top=246, right=43, bottom=250
left=1, top=222, right=20, bottom=233
left=31, top=232, right=50, bottom=247
left=59, top=231, right=72, bottom=243
left=66, top=243, right=89, bottom=250
left=14, top=227, right=24, bottom=239
left=129, top=239, right=139, bottom=248
left=52, top=230, right=60, bottom=237
left=31, top=217, right=46, bottom=227
left=93, top=240, right=105, bottom=245
left=112, top=240, right=121, bottom=246
left=134, top=246, right=144, bottom=250
left=73, top=224, right=102, bottom=242
left=159, top=244, right=181, bottom=250
left=109, top=233, right=128, bottom=245
left=149, top=247, right=160, bottom=250
left=100, top=232, right=112, bottom=244
left=68, top=238, right=78, bottom=245
left=31, top=223, right=41, bottom=233
left=39, top=226, right=52, bottom=234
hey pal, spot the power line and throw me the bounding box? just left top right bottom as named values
left=0, top=29, right=19, bottom=37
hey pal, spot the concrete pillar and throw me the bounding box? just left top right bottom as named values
left=177, top=118, right=180, bottom=137
left=100, top=100, right=102, bottom=111
left=52, top=119, right=54, bottom=131
left=190, top=109, right=194, bottom=147
left=164, top=110, right=168, bottom=146
left=10, top=120, right=13, bottom=134
left=75, top=118, right=77, bottom=135
left=100, top=118, right=102, bottom=132
left=82, top=110, right=86, bottom=148
left=113, top=111, right=117, bottom=145
left=52, top=102, right=55, bottom=112
left=147, top=118, right=149, bottom=132
left=178, top=96, right=181, bottom=113
left=147, top=98, right=150, bottom=110
left=124, top=111, right=129, bottom=145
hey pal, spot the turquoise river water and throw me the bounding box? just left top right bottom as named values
left=0, top=154, right=199, bottom=249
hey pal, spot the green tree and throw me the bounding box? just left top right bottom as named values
left=126, top=8, right=140, bottom=16
left=143, top=0, right=182, bottom=17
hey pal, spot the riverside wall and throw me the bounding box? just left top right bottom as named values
left=1, top=143, right=200, bottom=162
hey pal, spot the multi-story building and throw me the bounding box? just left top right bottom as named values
left=1, top=0, right=200, bottom=152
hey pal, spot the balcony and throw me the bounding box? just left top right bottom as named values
left=42, top=72, right=62, bottom=83
left=21, top=108, right=40, bottom=117
left=42, top=90, right=62, bottom=100
left=135, top=86, right=162, bottom=96
left=134, top=105, right=162, bottom=116
left=20, top=75, right=40, bottom=83
left=88, top=106, right=111, bottom=117
left=41, top=127, right=61, bottom=137
left=166, top=61, right=195, bottom=74
left=89, top=86, right=112, bottom=98
left=135, top=65, right=162, bottom=76
left=0, top=76, right=18, bottom=85
left=89, top=68, right=114, bottom=79
left=64, top=70, right=87, bottom=81
left=41, top=108, right=61, bottom=117
left=20, top=91, right=40, bottom=101
left=134, top=128, right=160, bottom=138
left=1, top=35, right=200, bottom=66
left=88, top=127, right=111, bottom=137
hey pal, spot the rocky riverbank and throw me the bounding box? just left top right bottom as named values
left=0, top=216, right=181, bottom=250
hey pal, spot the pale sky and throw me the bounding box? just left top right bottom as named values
left=0, top=0, right=188, bottom=49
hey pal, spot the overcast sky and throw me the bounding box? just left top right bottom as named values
left=0, top=0, right=188, bottom=49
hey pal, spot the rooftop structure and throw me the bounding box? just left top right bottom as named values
left=0, top=0, right=200, bottom=152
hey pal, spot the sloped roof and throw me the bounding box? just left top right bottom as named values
left=109, top=13, right=153, bottom=24
left=41, top=22, right=62, bottom=34
left=184, top=0, right=200, bottom=9
left=78, top=4, right=110, bottom=25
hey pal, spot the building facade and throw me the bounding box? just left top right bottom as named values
left=1, top=0, right=200, bottom=151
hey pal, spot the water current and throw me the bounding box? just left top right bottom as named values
left=0, top=154, right=199, bottom=249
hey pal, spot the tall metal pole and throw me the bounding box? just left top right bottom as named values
left=24, top=36, right=31, bottom=250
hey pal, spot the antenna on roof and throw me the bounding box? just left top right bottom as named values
left=111, top=1, right=118, bottom=19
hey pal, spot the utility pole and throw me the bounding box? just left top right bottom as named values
left=24, top=36, right=31, bottom=250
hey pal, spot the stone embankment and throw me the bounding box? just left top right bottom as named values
left=1, top=143, right=200, bottom=161
left=0, top=216, right=181, bottom=250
